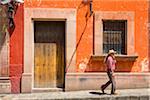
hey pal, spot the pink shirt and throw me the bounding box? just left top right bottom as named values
left=106, top=56, right=116, bottom=71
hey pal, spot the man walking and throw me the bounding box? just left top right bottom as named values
left=101, top=49, right=117, bottom=95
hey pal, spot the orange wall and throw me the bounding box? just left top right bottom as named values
left=24, top=0, right=149, bottom=72
left=10, top=5, right=24, bottom=93
left=25, top=0, right=94, bottom=72
left=93, top=0, right=149, bottom=72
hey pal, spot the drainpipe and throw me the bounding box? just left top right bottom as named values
left=89, top=0, right=95, bottom=55
left=87, top=0, right=95, bottom=54
left=92, top=4, right=95, bottom=55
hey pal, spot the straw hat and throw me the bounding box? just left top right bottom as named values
left=108, top=49, right=116, bottom=54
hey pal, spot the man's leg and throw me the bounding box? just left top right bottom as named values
left=101, top=71, right=112, bottom=92
left=111, top=75, right=116, bottom=94
left=102, top=80, right=111, bottom=90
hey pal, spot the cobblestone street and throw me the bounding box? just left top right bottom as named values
left=0, top=88, right=150, bottom=100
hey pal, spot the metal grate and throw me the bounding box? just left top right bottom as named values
left=103, top=20, right=127, bottom=54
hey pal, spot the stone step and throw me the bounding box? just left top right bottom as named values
left=0, top=78, right=11, bottom=94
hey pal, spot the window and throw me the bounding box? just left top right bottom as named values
left=103, top=20, right=127, bottom=54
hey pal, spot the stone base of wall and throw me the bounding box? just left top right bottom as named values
left=65, top=73, right=150, bottom=91
left=21, top=73, right=64, bottom=93
left=0, top=78, right=11, bottom=93
left=21, top=73, right=32, bottom=93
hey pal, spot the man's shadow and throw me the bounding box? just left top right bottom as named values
left=89, top=92, right=109, bottom=95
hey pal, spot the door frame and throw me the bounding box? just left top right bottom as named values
left=33, top=20, right=66, bottom=89
left=22, top=8, right=76, bottom=92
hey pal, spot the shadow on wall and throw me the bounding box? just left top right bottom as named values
left=0, top=5, right=8, bottom=52
left=0, top=5, right=9, bottom=77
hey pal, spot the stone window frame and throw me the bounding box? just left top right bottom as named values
left=22, top=8, right=76, bottom=92
left=94, top=11, right=135, bottom=56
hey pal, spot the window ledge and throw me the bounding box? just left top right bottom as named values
left=91, top=54, right=138, bottom=61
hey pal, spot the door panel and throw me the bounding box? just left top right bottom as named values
left=34, top=43, right=56, bottom=88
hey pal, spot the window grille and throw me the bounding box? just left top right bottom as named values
left=103, top=20, right=127, bottom=54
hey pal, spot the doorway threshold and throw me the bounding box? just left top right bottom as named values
left=32, top=88, right=63, bottom=93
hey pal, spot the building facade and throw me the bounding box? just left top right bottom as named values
left=0, top=0, right=150, bottom=93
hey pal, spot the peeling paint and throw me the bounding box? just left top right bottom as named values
left=78, top=58, right=89, bottom=72
left=141, top=58, right=149, bottom=72
left=78, top=61, right=87, bottom=72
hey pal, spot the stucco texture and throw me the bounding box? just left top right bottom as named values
left=10, top=4, right=24, bottom=93
left=24, top=0, right=149, bottom=72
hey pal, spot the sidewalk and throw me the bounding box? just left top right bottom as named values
left=0, top=88, right=150, bottom=100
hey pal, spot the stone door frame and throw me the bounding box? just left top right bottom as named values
left=22, top=8, right=76, bottom=92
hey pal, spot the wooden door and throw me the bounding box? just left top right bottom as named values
left=34, top=21, right=65, bottom=88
